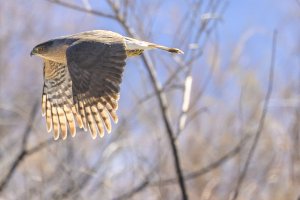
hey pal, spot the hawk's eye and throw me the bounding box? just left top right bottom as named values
left=37, top=47, right=44, bottom=52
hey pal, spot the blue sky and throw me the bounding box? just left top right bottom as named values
left=221, top=0, right=298, bottom=68
left=216, top=0, right=299, bottom=99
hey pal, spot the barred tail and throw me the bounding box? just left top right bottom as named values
left=148, top=44, right=184, bottom=54
left=124, top=37, right=184, bottom=55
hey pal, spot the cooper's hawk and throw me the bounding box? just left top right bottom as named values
left=31, top=30, right=183, bottom=140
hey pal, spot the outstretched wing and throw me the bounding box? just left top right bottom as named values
left=42, top=60, right=83, bottom=140
left=66, top=39, right=127, bottom=139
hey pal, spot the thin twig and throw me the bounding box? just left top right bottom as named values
left=0, top=101, right=39, bottom=192
left=46, top=0, right=116, bottom=19
left=231, top=30, right=277, bottom=200
left=189, top=29, right=219, bottom=111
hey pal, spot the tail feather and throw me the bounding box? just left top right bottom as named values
left=148, top=44, right=184, bottom=54
left=125, top=37, right=184, bottom=54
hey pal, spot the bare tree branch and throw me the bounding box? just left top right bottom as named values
left=0, top=101, right=39, bottom=192
left=26, top=138, right=55, bottom=156
left=152, top=135, right=249, bottom=186
left=52, top=124, right=126, bottom=199
left=112, top=176, right=151, bottom=200
left=231, top=30, right=277, bottom=200
left=105, top=1, right=188, bottom=199
left=176, top=75, right=193, bottom=138
left=139, top=55, right=188, bottom=199
left=0, top=102, right=58, bottom=193
left=112, top=135, right=248, bottom=199
left=46, top=0, right=116, bottom=19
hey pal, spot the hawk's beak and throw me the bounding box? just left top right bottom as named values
left=30, top=49, right=36, bottom=56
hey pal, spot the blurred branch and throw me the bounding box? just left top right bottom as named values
left=26, top=138, right=55, bottom=156
left=0, top=101, right=39, bottom=192
left=176, top=75, right=193, bottom=138
left=181, top=1, right=226, bottom=64
left=53, top=125, right=125, bottom=199
left=112, top=135, right=247, bottom=199
left=290, top=62, right=300, bottom=183
left=106, top=0, right=188, bottom=199
left=46, top=0, right=115, bottom=19
left=112, top=173, right=152, bottom=200
left=137, top=57, right=186, bottom=105
left=0, top=136, right=55, bottom=192
left=231, top=30, right=277, bottom=200
left=0, top=102, right=56, bottom=193
left=81, top=0, right=91, bottom=10
left=189, top=30, right=219, bottom=110
left=152, top=134, right=249, bottom=186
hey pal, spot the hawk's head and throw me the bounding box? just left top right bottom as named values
left=31, top=39, right=72, bottom=63
left=31, top=40, right=55, bottom=56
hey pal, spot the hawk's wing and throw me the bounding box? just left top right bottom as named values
left=42, top=60, right=83, bottom=140
left=66, top=39, right=127, bottom=139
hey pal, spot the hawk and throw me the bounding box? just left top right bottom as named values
left=31, top=30, right=183, bottom=140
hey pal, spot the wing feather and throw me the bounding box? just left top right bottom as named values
left=66, top=38, right=126, bottom=138
left=64, top=105, right=76, bottom=137
left=42, top=60, right=82, bottom=139
left=85, top=106, right=97, bottom=139
left=72, top=105, right=83, bottom=129
left=91, top=105, right=105, bottom=137
left=78, top=101, right=88, bottom=131
left=57, top=107, right=67, bottom=140
left=46, top=98, right=52, bottom=132
left=52, top=106, right=60, bottom=140
left=42, top=94, right=46, bottom=116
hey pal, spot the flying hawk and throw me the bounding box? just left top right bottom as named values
left=31, top=30, right=183, bottom=140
